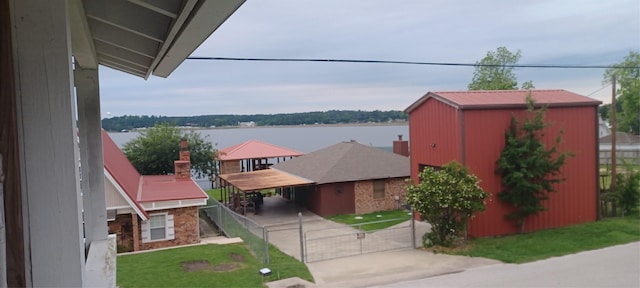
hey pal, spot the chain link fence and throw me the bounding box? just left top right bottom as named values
left=200, top=198, right=270, bottom=264
left=304, top=217, right=415, bottom=263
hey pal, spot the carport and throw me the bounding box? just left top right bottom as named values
left=218, top=169, right=314, bottom=215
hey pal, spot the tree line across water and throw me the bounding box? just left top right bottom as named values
left=101, top=110, right=408, bottom=132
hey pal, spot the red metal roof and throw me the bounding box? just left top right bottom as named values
left=405, top=89, right=601, bottom=113
left=101, top=130, right=207, bottom=209
left=218, top=140, right=303, bottom=161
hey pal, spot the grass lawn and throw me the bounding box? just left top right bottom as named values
left=206, top=188, right=223, bottom=201
left=328, top=209, right=412, bottom=231
left=449, top=215, right=640, bottom=263
left=206, top=188, right=276, bottom=202
left=117, top=243, right=313, bottom=288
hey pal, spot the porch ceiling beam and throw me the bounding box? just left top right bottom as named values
left=127, top=0, right=180, bottom=18
left=84, top=0, right=171, bottom=42
left=99, top=60, right=147, bottom=78
left=97, top=53, right=149, bottom=70
left=94, top=41, right=153, bottom=69
left=88, top=19, right=159, bottom=59
left=153, top=0, right=246, bottom=78
left=69, top=0, right=98, bottom=68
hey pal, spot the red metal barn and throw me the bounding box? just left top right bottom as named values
left=405, top=90, right=601, bottom=237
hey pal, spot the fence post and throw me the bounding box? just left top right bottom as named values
left=217, top=204, right=222, bottom=223
left=264, top=228, right=270, bottom=264
left=298, top=212, right=305, bottom=263
left=411, top=207, right=417, bottom=249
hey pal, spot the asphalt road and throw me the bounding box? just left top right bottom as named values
left=374, top=241, right=640, bottom=288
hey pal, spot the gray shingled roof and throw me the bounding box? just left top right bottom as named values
left=599, top=132, right=640, bottom=145
left=272, top=141, right=409, bottom=184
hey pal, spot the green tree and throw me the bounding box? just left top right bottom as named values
left=468, top=46, right=534, bottom=90
left=616, top=163, right=640, bottom=216
left=405, top=161, right=489, bottom=247
left=604, top=51, right=640, bottom=134
left=123, top=123, right=217, bottom=178
left=495, top=95, right=573, bottom=233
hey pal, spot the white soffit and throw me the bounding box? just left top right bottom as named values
left=73, top=0, right=245, bottom=79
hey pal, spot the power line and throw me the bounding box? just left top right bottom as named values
left=187, top=56, right=640, bottom=69
left=587, top=83, right=611, bottom=97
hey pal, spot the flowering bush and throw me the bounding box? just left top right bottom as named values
left=406, top=161, right=489, bottom=247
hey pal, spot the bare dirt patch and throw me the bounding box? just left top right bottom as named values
left=181, top=260, right=241, bottom=272
left=229, top=253, right=245, bottom=262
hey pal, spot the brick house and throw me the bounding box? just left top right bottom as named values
left=102, top=130, right=208, bottom=252
left=271, top=139, right=410, bottom=217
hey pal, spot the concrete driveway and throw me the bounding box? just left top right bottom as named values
left=247, top=195, right=363, bottom=261
left=248, top=196, right=501, bottom=288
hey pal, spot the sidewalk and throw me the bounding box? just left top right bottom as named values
left=307, top=249, right=500, bottom=288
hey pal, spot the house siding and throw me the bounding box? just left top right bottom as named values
left=312, top=182, right=355, bottom=217
left=408, top=98, right=461, bottom=183
left=354, top=178, right=407, bottom=214
left=409, top=95, right=598, bottom=237
left=104, top=178, right=129, bottom=208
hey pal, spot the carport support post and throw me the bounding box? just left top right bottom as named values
left=298, top=212, right=305, bottom=263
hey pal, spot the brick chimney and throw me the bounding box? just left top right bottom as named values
left=393, top=134, right=409, bottom=157
left=174, top=138, right=191, bottom=180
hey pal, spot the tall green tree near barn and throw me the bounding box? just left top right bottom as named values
left=602, top=51, right=640, bottom=134
left=406, top=162, right=489, bottom=247
left=495, top=95, right=573, bottom=233
left=468, top=46, right=534, bottom=90
left=123, top=123, right=218, bottom=178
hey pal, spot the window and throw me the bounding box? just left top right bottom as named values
left=373, top=180, right=385, bottom=200
left=149, top=214, right=166, bottom=240
left=106, top=209, right=116, bottom=221
left=141, top=213, right=174, bottom=243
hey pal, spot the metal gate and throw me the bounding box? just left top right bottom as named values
left=304, top=218, right=415, bottom=263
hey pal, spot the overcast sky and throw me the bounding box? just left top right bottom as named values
left=98, top=0, right=640, bottom=117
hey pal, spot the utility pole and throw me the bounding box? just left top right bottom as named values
left=610, top=74, right=617, bottom=211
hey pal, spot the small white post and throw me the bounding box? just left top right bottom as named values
left=0, top=154, right=6, bottom=287
left=298, top=212, right=305, bottom=263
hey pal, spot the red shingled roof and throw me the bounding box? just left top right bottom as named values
left=101, top=130, right=207, bottom=211
left=102, top=130, right=147, bottom=217
left=218, top=140, right=303, bottom=161
left=405, top=89, right=601, bottom=113
left=139, top=175, right=208, bottom=202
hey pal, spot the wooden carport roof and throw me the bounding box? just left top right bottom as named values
left=219, top=169, right=314, bottom=191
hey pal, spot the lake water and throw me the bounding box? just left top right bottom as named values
left=109, top=124, right=409, bottom=153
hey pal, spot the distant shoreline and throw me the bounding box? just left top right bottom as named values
left=244, top=122, right=408, bottom=129
left=114, top=122, right=408, bottom=132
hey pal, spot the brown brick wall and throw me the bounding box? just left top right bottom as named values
left=138, top=206, right=201, bottom=251
left=354, top=178, right=407, bottom=214
left=108, top=213, right=134, bottom=252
